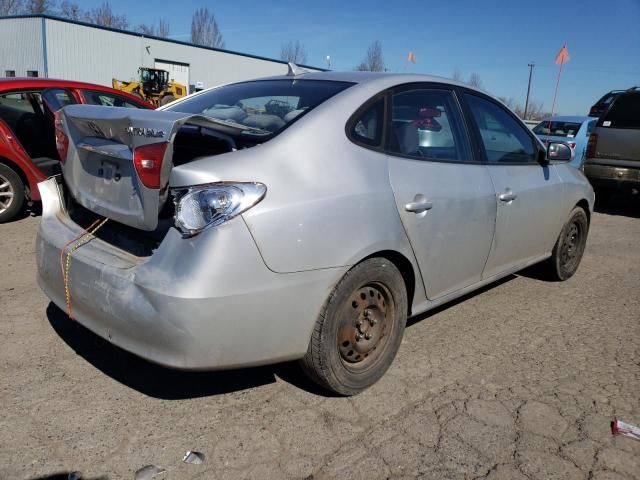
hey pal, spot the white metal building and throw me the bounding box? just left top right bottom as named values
left=0, top=15, right=322, bottom=91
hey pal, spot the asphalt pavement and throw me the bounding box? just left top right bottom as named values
left=1, top=196, right=639, bottom=480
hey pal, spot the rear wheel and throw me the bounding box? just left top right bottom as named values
left=300, top=258, right=407, bottom=396
left=542, top=207, right=589, bottom=281
left=160, top=95, right=175, bottom=106
left=0, top=163, right=25, bottom=223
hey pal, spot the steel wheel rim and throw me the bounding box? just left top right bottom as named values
left=0, top=173, right=14, bottom=214
left=337, top=282, right=394, bottom=371
left=560, top=221, right=582, bottom=271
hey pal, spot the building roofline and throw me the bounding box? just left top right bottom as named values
left=0, top=14, right=326, bottom=72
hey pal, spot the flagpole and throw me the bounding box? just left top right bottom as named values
left=548, top=44, right=568, bottom=131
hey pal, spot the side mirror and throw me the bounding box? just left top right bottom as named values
left=546, top=141, right=572, bottom=162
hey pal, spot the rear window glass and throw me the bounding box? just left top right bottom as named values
left=602, top=94, right=640, bottom=129
left=533, top=121, right=582, bottom=137
left=165, top=79, right=353, bottom=136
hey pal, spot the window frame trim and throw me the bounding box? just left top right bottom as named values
left=458, top=88, right=543, bottom=166
left=344, top=90, right=388, bottom=152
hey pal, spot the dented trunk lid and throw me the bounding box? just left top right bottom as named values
left=59, top=105, right=243, bottom=231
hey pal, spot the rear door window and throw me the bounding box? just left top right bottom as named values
left=601, top=94, right=640, bottom=129
left=387, top=88, right=470, bottom=162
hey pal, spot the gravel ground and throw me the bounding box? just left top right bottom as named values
left=1, top=197, right=639, bottom=480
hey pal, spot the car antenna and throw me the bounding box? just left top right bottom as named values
left=287, top=62, right=309, bottom=77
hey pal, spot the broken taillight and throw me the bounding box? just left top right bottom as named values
left=54, top=110, right=69, bottom=163
left=586, top=133, right=598, bottom=158
left=133, top=142, right=168, bottom=189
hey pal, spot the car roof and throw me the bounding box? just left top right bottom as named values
left=539, top=115, right=593, bottom=124
left=0, top=77, right=153, bottom=106
left=259, top=70, right=474, bottom=89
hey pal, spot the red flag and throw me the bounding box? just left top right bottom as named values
left=555, top=44, right=570, bottom=65
left=407, top=51, right=417, bottom=63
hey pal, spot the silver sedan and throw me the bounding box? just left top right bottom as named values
left=36, top=70, right=593, bottom=395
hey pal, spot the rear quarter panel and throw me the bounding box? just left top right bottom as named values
left=170, top=82, right=427, bottom=305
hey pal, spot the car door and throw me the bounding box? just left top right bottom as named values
left=461, top=92, right=565, bottom=278
left=385, top=85, right=497, bottom=299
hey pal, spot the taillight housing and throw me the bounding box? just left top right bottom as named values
left=54, top=110, right=69, bottom=163
left=586, top=133, right=598, bottom=158
left=133, top=142, right=168, bottom=189
left=568, top=142, right=576, bottom=149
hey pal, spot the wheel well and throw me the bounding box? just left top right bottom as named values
left=575, top=199, right=590, bottom=224
left=0, top=157, right=28, bottom=195
left=363, top=250, right=416, bottom=315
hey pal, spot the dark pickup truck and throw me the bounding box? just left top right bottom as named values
left=584, top=90, right=640, bottom=200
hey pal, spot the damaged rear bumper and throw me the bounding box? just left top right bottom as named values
left=36, top=178, right=342, bottom=370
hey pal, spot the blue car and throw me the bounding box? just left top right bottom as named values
left=533, top=116, right=596, bottom=168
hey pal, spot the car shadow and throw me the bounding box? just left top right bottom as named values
left=46, top=303, right=332, bottom=399
left=594, top=191, right=640, bottom=218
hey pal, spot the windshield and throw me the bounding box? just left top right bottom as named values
left=533, top=120, right=583, bottom=137
left=165, top=79, right=354, bottom=135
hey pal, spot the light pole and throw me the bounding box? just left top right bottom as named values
left=326, top=55, right=331, bottom=70
left=523, top=62, right=535, bottom=120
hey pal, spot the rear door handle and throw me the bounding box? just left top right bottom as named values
left=499, top=191, right=517, bottom=202
left=405, top=200, right=433, bottom=213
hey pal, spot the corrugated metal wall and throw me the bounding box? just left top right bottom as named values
left=0, top=18, right=45, bottom=77
left=0, top=16, right=319, bottom=89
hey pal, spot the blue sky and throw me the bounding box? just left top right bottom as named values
left=81, top=0, right=639, bottom=114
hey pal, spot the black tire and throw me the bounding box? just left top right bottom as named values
left=542, top=207, right=589, bottom=281
left=300, top=258, right=408, bottom=396
left=160, top=95, right=175, bottom=106
left=0, top=163, right=25, bottom=223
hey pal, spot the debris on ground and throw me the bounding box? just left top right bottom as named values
left=611, top=417, right=640, bottom=441
left=133, top=464, right=165, bottom=480
left=182, top=450, right=205, bottom=465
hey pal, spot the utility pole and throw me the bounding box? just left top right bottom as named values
left=523, top=62, right=535, bottom=120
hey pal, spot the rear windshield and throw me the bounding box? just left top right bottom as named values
left=601, top=93, right=640, bottom=129
left=164, top=79, right=353, bottom=136
left=532, top=121, right=583, bottom=137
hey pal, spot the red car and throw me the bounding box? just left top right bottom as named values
left=0, top=78, right=153, bottom=222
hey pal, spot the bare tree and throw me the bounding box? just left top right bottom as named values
left=135, top=23, right=156, bottom=35
left=525, top=100, right=546, bottom=121
left=355, top=40, right=385, bottom=72
left=191, top=7, right=224, bottom=48
left=467, top=72, right=483, bottom=89
left=0, top=0, right=23, bottom=15
left=452, top=68, right=463, bottom=82
left=58, top=0, right=83, bottom=20
left=158, top=17, right=169, bottom=37
left=24, top=0, right=55, bottom=13
left=280, top=40, right=308, bottom=64
left=135, top=18, right=170, bottom=37
left=85, top=2, right=128, bottom=29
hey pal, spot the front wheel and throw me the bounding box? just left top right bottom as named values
left=300, top=258, right=408, bottom=396
left=542, top=206, right=589, bottom=281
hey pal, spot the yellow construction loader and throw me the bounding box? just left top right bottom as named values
left=112, top=67, right=187, bottom=107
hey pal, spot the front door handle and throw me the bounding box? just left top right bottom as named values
left=499, top=191, right=517, bottom=202
left=405, top=199, right=433, bottom=213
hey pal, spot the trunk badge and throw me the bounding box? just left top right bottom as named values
left=125, top=126, right=166, bottom=138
